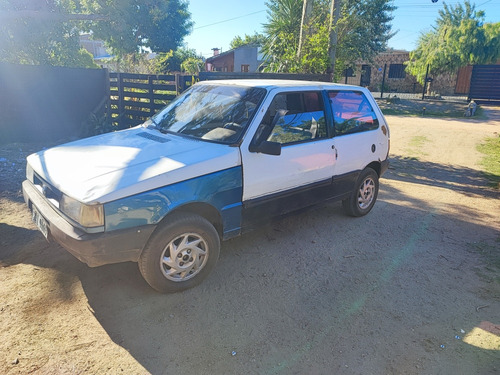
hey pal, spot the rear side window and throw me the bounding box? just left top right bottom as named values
left=328, top=91, right=379, bottom=136
left=258, top=92, right=327, bottom=145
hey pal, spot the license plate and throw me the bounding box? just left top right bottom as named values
left=32, top=205, right=49, bottom=240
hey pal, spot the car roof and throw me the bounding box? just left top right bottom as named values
left=196, top=79, right=366, bottom=92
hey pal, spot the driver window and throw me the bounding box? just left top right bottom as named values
left=256, top=92, right=327, bottom=146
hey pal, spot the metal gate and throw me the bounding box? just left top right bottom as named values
left=469, top=65, right=500, bottom=103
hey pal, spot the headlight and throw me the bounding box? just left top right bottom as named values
left=60, top=195, right=104, bottom=228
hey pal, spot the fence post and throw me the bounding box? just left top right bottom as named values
left=117, top=73, right=124, bottom=127
left=175, top=73, right=181, bottom=95
left=148, top=75, right=155, bottom=117
left=422, top=64, right=430, bottom=100
left=380, top=64, right=387, bottom=99
left=104, top=69, right=111, bottom=122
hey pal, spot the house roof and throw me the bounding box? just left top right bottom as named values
left=205, top=44, right=261, bottom=63
left=205, top=49, right=235, bottom=63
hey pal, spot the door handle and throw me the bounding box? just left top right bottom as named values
left=332, top=145, right=338, bottom=160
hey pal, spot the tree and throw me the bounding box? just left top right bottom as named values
left=406, top=1, right=500, bottom=84
left=155, top=48, right=202, bottom=73
left=261, top=0, right=303, bottom=72
left=82, top=0, right=192, bottom=55
left=0, top=0, right=98, bottom=68
left=261, top=0, right=395, bottom=76
left=181, top=57, right=204, bottom=74
left=229, top=33, right=266, bottom=49
left=334, top=0, right=395, bottom=70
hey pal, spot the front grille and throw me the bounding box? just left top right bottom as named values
left=33, top=173, right=62, bottom=206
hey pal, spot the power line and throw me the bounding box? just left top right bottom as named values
left=193, top=10, right=266, bottom=30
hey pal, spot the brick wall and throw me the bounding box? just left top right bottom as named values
left=341, top=50, right=460, bottom=96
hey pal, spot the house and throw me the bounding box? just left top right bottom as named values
left=343, top=50, right=468, bottom=96
left=205, top=45, right=266, bottom=73
left=79, top=33, right=111, bottom=60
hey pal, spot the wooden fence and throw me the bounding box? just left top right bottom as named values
left=468, top=65, right=500, bottom=103
left=109, top=72, right=194, bottom=128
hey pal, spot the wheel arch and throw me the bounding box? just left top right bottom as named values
left=366, top=161, right=381, bottom=176
left=160, top=202, right=223, bottom=238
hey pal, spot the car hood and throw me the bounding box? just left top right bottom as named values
left=27, top=126, right=241, bottom=203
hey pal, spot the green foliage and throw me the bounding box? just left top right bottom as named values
left=105, top=53, right=157, bottom=74
left=81, top=0, right=192, bottom=55
left=261, top=0, right=395, bottom=74
left=261, top=0, right=302, bottom=72
left=335, top=0, right=396, bottom=68
left=85, top=112, right=115, bottom=136
left=406, top=1, right=500, bottom=84
left=230, top=33, right=266, bottom=49
left=477, top=135, right=500, bottom=188
left=181, top=57, right=204, bottom=74
left=299, top=24, right=330, bottom=73
left=0, top=0, right=99, bottom=68
left=155, top=48, right=202, bottom=73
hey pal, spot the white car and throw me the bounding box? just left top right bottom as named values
left=23, top=80, right=390, bottom=293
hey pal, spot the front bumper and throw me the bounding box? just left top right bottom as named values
left=22, top=180, right=156, bottom=267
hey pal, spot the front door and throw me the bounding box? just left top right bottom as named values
left=240, top=91, right=336, bottom=222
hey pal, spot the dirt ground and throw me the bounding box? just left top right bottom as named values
left=1, top=108, right=499, bottom=374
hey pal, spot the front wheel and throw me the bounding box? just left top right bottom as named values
left=138, top=213, right=220, bottom=293
left=342, top=167, right=379, bottom=217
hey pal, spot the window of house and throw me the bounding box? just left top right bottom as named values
left=328, top=91, right=379, bottom=136
left=388, top=64, right=406, bottom=79
left=241, top=64, right=250, bottom=72
left=254, top=92, right=327, bottom=146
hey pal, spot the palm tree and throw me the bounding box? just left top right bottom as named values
left=261, top=0, right=304, bottom=72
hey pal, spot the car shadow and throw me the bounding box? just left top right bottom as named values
left=78, top=197, right=500, bottom=374
left=384, top=155, right=499, bottom=198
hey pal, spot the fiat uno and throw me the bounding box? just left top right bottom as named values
left=23, top=80, right=390, bottom=293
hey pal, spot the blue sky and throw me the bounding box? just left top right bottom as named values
left=184, top=0, right=500, bottom=58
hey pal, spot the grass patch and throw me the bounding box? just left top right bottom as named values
left=409, top=135, right=429, bottom=148
left=477, top=135, right=500, bottom=188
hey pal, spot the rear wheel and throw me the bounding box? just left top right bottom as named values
left=139, top=212, right=220, bottom=293
left=342, top=167, right=379, bottom=217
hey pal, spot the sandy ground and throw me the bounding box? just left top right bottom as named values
left=1, top=109, right=499, bottom=374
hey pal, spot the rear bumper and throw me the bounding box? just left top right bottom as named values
left=22, top=180, right=156, bottom=267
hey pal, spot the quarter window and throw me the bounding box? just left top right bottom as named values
left=257, top=92, right=327, bottom=145
left=328, top=91, right=379, bottom=136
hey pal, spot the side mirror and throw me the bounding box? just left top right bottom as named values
left=250, top=140, right=281, bottom=156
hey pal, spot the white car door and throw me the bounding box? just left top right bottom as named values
left=240, top=91, right=336, bottom=202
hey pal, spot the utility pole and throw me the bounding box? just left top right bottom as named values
left=328, top=0, right=341, bottom=81
left=297, top=0, right=313, bottom=60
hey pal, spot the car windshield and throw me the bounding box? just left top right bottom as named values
left=152, top=84, right=266, bottom=144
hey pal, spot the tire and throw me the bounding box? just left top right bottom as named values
left=342, top=167, right=379, bottom=217
left=138, top=212, right=220, bottom=293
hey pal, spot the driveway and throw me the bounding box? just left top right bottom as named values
left=1, top=110, right=499, bottom=374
